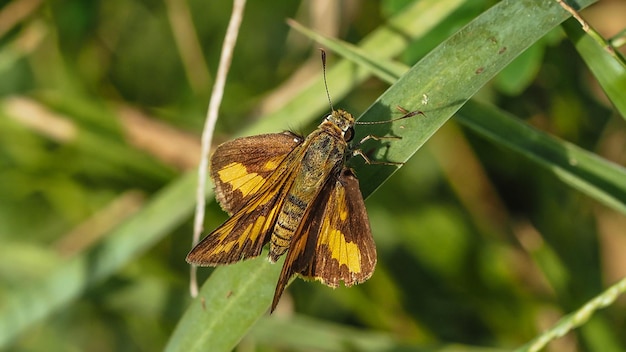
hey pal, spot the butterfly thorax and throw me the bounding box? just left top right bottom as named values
left=268, top=110, right=354, bottom=262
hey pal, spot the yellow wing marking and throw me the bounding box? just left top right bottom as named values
left=338, top=206, right=348, bottom=221
left=206, top=213, right=268, bottom=255
left=217, top=162, right=264, bottom=197
left=217, top=154, right=290, bottom=198
left=321, top=219, right=362, bottom=274
left=317, top=183, right=362, bottom=274
left=262, top=156, right=283, bottom=171
left=202, top=179, right=286, bottom=258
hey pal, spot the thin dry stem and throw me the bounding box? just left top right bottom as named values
left=556, top=0, right=589, bottom=32
left=190, top=0, right=247, bottom=297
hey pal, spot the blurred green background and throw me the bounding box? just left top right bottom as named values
left=1, top=0, right=625, bottom=351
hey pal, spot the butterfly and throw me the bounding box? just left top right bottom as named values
left=187, top=51, right=418, bottom=312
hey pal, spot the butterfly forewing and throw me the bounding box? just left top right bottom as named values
left=187, top=136, right=306, bottom=265
left=210, top=132, right=301, bottom=214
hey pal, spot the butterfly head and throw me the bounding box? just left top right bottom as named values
left=325, top=109, right=355, bottom=142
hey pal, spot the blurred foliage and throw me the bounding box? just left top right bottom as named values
left=1, top=0, right=625, bottom=351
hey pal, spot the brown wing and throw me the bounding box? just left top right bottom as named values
left=188, top=141, right=306, bottom=265
left=210, top=132, right=302, bottom=214
left=271, top=168, right=376, bottom=311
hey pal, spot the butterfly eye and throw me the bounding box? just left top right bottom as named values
left=344, top=126, right=354, bottom=142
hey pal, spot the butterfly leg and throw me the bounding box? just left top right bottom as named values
left=352, top=108, right=424, bottom=165
left=353, top=132, right=406, bottom=165
left=352, top=148, right=404, bottom=166
left=358, top=134, right=401, bottom=145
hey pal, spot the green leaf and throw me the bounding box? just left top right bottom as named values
left=165, top=254, right=283, bottom=352
left=352, top=0, right=596, bottom=197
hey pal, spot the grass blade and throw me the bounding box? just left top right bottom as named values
left=515, top=277, right=626, bottom=352
left=456, top=100, right=626, bottom=214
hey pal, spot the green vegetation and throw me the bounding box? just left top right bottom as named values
left=1, top=0, right=625, bottom=351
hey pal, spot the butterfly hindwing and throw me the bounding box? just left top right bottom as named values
left=305, top=168, right=376, bottom=286
left=210, top=132, right=302, bottom=214
left=271, top=168, right=376, bottom=310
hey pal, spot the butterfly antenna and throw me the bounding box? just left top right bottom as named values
left=356, top=109, right=424, bottom=125
left=320, top=49, right=334, bottom=112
